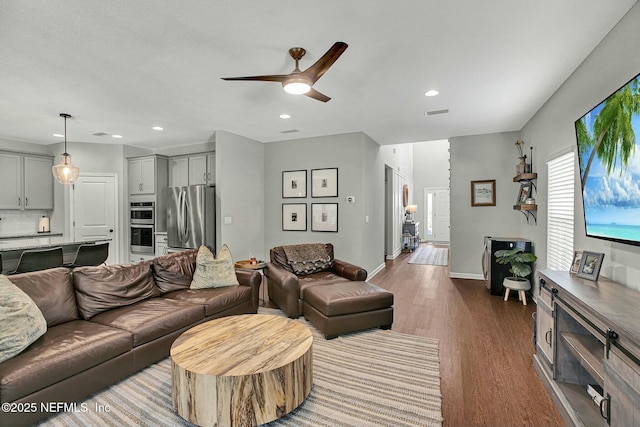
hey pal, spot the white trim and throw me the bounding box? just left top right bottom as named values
left=367, top=263, right=386, bottom=278
left=449, top=272, right=484, bottom=280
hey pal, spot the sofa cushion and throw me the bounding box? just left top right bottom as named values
left=163, top=285, right=253, bottom=317
left=0, top=320, right=132, bottom=402
left=190, top=245, right=239, bottom=289
left=73, top=262, right=160, bottom=320
left=151, top=249, right=198, bottom=293
left=0, top=275, right=47, bottom=363
left=89, top=298, right=204, bottom=347
left=8, top=267, right=79, bottom=327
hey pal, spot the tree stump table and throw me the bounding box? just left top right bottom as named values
left=170, top=314, right=313, bottom=427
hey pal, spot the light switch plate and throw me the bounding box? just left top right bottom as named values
left=224, top=216, right=232, bottom=224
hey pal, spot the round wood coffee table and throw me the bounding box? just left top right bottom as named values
left=170, top=314, right=313, bottom=427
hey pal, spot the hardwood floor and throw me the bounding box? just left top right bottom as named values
left=367, top=245, right=565, bottom=427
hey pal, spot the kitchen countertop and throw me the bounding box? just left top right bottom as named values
left=0, top=235, right=111, bottom=252
left=0, top=232, right=64, bottom=240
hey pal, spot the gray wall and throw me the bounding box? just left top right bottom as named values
left=264, top=132, right=384, bottom=274
left=449, top=131, right=526, bottom=278
left=520, top=2, right=640, bottom=290
left=215, top=130, right=265, bottom=262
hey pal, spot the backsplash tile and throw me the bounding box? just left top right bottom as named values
left=0, top=210, right=51, bottom=236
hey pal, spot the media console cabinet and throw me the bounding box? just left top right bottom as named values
left=534, top=270, right=640, bottom=427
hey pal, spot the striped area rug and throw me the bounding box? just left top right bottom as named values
left=408, top=246, right=449, bottom=266
left=39, top=310, right=442, bottom=427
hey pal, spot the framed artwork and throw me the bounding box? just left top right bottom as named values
left=282, top=203, right=307, bottom=231
left=311, top=203, right=338, bottom=232
left=577, top=251, right=605, bottom=281
left=470, top=180, right=496, bottom=207
left=282, top=170, right=307, bottom=198
left=311, top=168, right=338, bottom=197
left=516, top=182, right=532, bottom=204
left=570, top=251, right=583, bottom=274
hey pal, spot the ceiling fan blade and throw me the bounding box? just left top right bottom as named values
left=305, top=88, right=331, bottom=102
left=302, top=42, right=348, bottom=83
left=221, top=74, right=288, bottom=82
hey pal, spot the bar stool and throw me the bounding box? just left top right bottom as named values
left=12, top=247, right=64, bottom=274
left=65, top=242, right=109, bottom=267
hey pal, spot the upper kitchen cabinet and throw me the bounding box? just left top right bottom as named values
left=128, top=155, right=168, bottom=195
left=0, top=152, right=53, bottom=210
left=169, top=153, right=215, bottom=187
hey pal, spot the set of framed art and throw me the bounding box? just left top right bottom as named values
left=282, top=168, right=339, bottom=232
left=570, top=250, right=605, bottom=281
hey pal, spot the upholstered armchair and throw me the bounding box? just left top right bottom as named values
left=265, top=243, right=367, bottom=318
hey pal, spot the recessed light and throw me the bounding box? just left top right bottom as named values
left=112, top=134, right=123, bottom=139
left=425, top=90, right=439, bottom=97
left=280, top=114, right=291, bottom=119
left=152, top=126, right=164, bottom=131
left=53, top=133, right=64, bottom=138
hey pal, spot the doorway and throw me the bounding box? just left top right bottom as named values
left=69, top=174, right=119, bottom=264
left=423, top=187, right=450, bottom=244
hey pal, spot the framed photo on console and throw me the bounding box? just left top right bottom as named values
left=577, top=251, right=604, bottom=281
left=570, top=251, right=583, bottom=274
left=282, top=170, right=307, bottom=198
left=311, top=168, right=338, bottom=197
left=311, top=203, right=338, bottom=232
left=282, top=203, right=307, bottom=231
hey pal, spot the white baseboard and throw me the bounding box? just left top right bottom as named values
left=367, top=263, right=386, bottom=279
left=449, top=272, right=484, bottom=280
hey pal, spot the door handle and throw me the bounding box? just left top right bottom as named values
left=25, top=197, right=28, bottom=206
left=18, top=197, right=20, bottom=206
left=109, top=229, right=114, bottom=233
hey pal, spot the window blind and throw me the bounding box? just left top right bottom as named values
left=546, top=152, right=575, bottom=270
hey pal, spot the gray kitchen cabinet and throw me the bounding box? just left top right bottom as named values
left=168, top=152, right=215, bottom=187
left=128, top=156, right=158, bottom=195
left=169, top=157, right=189, bottom=187
left=0, top=152, right=53, bottom=210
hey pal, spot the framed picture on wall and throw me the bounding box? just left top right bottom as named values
left=311, top=203, right=338, bottom=232
left=311, top=168, right=338, bottom=197
left=282, top=203, right=307, bottom=231
left=282, top=170, right=307, bottom=198
left=470, top=180, right=496, bottom=207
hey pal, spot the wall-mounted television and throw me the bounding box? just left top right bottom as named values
left=575, top=72, right=640, bottom=247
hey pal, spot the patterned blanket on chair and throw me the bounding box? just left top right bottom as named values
left=283, top=243, right=333, bottom=275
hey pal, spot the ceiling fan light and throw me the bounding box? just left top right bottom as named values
left=52, top=153, right=80, bottom=184
left=283, top=76, right=311, bottom=95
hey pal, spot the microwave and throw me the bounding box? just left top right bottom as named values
left=130, top=202, right=154, bottom=224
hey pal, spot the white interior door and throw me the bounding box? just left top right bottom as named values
left=71, top=174, right=118, bottom=264
left=424, top=187, right=450, bottom=243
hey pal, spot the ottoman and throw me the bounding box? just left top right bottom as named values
left=303, top=281, right=394, bottom=339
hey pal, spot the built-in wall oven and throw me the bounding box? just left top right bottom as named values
left=130, top=202, right=155, bottom=254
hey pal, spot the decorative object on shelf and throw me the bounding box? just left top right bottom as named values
left=494, top=247, right=537, bottom=305
left=404, top=204, right=417, bottom=223
left=470, top=179, right=496, bottom=207
left=38, top=216, right=50, bottom=233
left=282, top=170, right=307, bottom=198
left=570, top=250, right=583, bottom=274
left=311, top=168, right=338, bottom=197
left=282, top=203, right=307, bottom=231
left=311, top=203, right=338, bottom=232
left=515, top=140, right=527, bottom=174
left=51, top=113, right=80, bottom=185
left=516, top=182, right=532, bottom=204
left=577, top=251, right=604, bottom=281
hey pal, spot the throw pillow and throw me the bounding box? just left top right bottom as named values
left=190, top=245, right=239, bottom=289
left=0, top=274, right=47, bottom=363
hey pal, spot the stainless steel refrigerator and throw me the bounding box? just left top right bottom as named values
left=167, top=185, right=215, bottom=251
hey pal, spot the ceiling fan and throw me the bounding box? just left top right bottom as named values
left=221, top=41, right=348, bottom=102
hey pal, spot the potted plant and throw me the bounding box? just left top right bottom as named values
left=494, top=247, right=537, bottom=289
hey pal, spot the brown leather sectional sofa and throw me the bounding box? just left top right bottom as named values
left=0, top=249, right=261, bottom=427
left=265, top=243, right=368, bottom=318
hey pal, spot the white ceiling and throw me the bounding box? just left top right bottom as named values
left=0, top=1, right=637, bottom=149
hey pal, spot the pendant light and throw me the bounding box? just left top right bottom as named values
left=51, top=113, right=80, bottom=184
